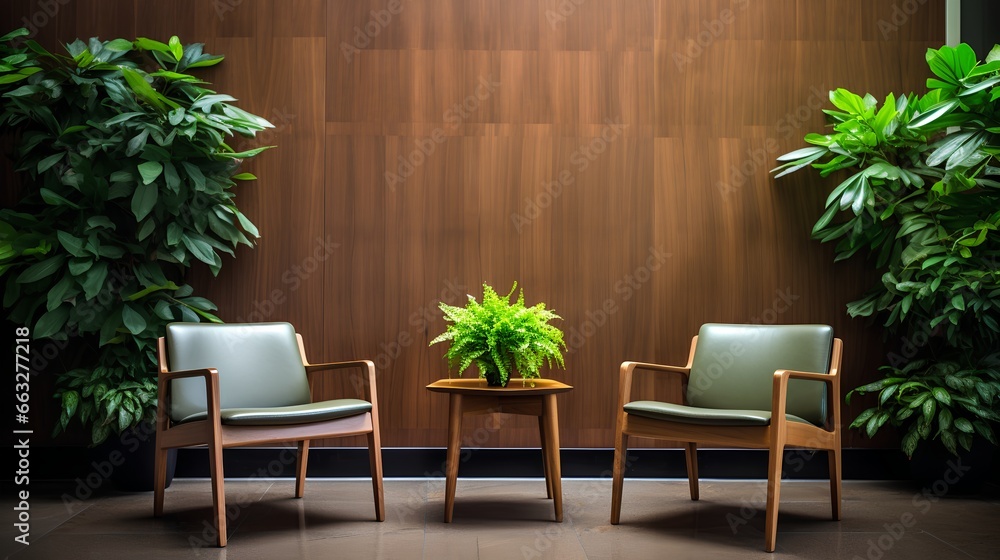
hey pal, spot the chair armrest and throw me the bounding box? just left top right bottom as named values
left=159, top=367, right=219, bottom=382
left=305, top=360, right=379, bottom=404
left=618, top=361, right=691, bottom=412
left=771, top=368, right=840, bottom=432
left=156, top=368, right=220, bottom=431
left=618, top=336, right=698, bottom=411
left=621, top=361, right=692, bottom=377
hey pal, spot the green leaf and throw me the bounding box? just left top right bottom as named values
left=124, top=281, right=181, bottom=301
left=879, top=384, right=899, bottom=406
left=908, top=99, right=960, bottom=129
left=137, top=161, right=163, bottom=185
left=954, top=417, right=974, bottom=433
left=901, top=430, right=920, bottom=458
left=137, top=219, right=155, bottom=241
left=104, top=38, right=133, bottom=52
left=849, top=408, right=877, bottom=429
left=134, top=37, right=171, bottom=54
left=56, top=231, right=87, bottom=257
left=35, top=305, right=70, bottom=338
left=37, top=152, right=64, bottom=173
left=81, top=261, right=109, bottom=300
left=932, top=387, right=952, bottom=406
left=17, top=255, right=65, bottom=284
left=181, top=234, right=217, bottom=266
left=231, top=172, right=257, bottom=181
left=0, top=28, right=30, bottom=42
left=120, top=67, right=166, bottom=112
left=121, top=305, right=147, bottom=335
left=187, top=54, right=224, bottom=68
left=829, top=88, right=868, bottom=115
left=61, top=390, right=80, bottom=418
left=131, top=182, right=158, bottom=221
left=168, top=35, right=184, bottom=61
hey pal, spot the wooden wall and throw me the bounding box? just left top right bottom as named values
left=2, top=1, right=945, bottom=449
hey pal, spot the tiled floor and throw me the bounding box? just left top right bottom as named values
left=3, top=478, right=998, bottom=559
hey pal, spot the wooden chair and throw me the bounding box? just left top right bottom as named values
left=610, top=324, right=843, bottom=552
left=153, top=322, right=384, bottom=547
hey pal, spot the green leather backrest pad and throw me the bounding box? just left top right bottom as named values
left=166, top=322, right=312, bottom=422
left=685, top=324, right=833, bottom=426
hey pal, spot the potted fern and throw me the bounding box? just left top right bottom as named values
left=429, top=282, right=566, bottom=387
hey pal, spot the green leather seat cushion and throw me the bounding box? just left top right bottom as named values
left=624, top=400, right=815, bottom=427
left=177, top=398, right=372, bottom=426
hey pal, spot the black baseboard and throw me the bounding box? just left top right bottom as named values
left=173, top=447, right=911, bottom=480
left=21, top=446, right=916, bottom=482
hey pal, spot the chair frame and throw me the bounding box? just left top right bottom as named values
left=153, top=333, right=385, bottom=547
left=610, top=335, right=843, bottom=552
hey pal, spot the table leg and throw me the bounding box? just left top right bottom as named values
left=538, top=415, right=552, bottom=499
left=444, top=393, right=463, bottom=523
left=542, top=394, right=563, bottom=522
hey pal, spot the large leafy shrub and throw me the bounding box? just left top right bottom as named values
left=773, top=43, right=1000, bottom=457
left=0, top=28, right=272, bottom=443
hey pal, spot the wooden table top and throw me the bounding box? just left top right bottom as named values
left=426, top=377, right=573, bottom=396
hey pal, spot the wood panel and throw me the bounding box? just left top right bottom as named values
left=1, top=0, right=945, bottom=450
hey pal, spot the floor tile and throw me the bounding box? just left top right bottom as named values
left=3, top=478, right=999, bottom=559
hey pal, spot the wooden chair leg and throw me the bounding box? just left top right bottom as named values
left=610, top=430, right=628, bottom=524
left=764, top=443, right=784, bottom=553
left=829, top=447, right=842, bottom=521
left=539, top=416, right=552, bottom=499
left=295, top=440, right=310, bottom=498
left=367, top=425, right=385, bottom=522
left=153, top=445, right=167, bottom=516
left=208, top=439, right=227, bottom=547
left=684, top=442, right=699, bottom=501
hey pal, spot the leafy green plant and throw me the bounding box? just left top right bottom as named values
left=847, top=358, right=1000, bottom=457
left=0, top=28, right=272, bottom=444
left=429, top=282, right=566, bottom=387
left=773, top=43, right=1000, bottom=456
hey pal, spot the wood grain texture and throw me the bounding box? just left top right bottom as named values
left=1, top=0, right=946, bottom=450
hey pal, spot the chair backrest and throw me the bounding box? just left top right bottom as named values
left=165, top=322, right=311, bottom=422
left=685, top=324, right=833, bottom=426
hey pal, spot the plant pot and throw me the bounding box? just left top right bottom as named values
left=908, top=436, right=996, bottom=495
left=91, top=420, right=177, bottom=492
left=484, top=368, right=506, bottom=387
